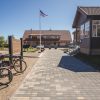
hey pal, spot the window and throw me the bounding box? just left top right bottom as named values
left=92, top=20, right=100, bottom=37
left=43, top=36, right=46, bottom=39
left=37, top=36, right=40, bottom=39
left=97, top=25, right=100, bottom=36
left=80, top=24, right=84, bottom=39
left=80, top=21, right=90, bottom=39
left=92, top=25, right=96, bottom=37
left=85, top=21, right=90, bottom=38
left=92, top=20, right=100, bottom=24
left=29, top=35, right=33, bottom=39
left=50, top=36, right=56, bottom=39
left=56, top=36, right=60, bottom=39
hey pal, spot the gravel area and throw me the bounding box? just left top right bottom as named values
left=0, top=50, right=8, bottom=54
left=0, top=51, right=40, bottom=100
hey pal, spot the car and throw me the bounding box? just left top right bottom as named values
left=36, top=45, right=44, bottom=49
left=36, top=45, right=45, bottom=52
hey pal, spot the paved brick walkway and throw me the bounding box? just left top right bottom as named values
left=10, top=49, right=100, bottom=100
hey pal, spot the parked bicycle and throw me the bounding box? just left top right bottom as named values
left=69, top=46, right=80, bottom=56
left=0, top=56, right=13, bottom=85
left=64, top=45, right=80, bottom=56
left=1, top=54, right=27, bottom=73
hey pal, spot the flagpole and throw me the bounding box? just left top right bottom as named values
left=39, top=10, right=42, bottom=52
left=39, top=10, right=47, bottom=53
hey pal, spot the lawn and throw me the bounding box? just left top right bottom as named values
left=0, top=47, right=4, bottom=50
left=75, top=53, right=100, bottom=71
left=23, top=47, right=38, bottom=52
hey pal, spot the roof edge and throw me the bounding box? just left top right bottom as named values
left=78, top=6, right=88, bottom=15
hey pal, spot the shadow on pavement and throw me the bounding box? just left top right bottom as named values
left=0, top=84, right=8, bottom=90
left=13, top=72, right=21, bottom=76
left=58, top=56, right=97, bottom=72
left=23, top=56, right=39, bottom=58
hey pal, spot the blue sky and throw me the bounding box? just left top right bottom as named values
left=0, top=0, right=100, bottom=39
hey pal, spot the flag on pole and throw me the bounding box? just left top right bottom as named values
left=40, top=10, right=48, bottom=17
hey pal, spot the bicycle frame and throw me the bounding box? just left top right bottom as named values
left=0, top=54, right=27, bottom=73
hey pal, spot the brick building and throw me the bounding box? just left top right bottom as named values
left=23, top=30, right=71, bottom=47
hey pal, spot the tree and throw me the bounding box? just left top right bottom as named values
left=12, top=34, right=15, bottom=39
left=0, top=36, right=5, bottom=47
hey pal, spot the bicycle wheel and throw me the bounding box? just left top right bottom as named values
left=0, top=67, right=13, bottom=85
left=14, top=59, right=27, bottom=73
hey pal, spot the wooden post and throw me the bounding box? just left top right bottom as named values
left=8, top=36, right=13, bottom=64
left=89, top=19, right=92, bottom=55
left=76, top=28, right=78, bottom=44
left=20, top=38, right=23, bottom=59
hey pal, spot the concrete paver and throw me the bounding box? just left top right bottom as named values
left=10, top=49, right=100, bottom=100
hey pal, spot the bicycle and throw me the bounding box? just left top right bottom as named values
left=1, top=54, right=27, bottom=73
left=0, top=60, right=13, bottom=85
left=68, top=47, right=80, bottom=56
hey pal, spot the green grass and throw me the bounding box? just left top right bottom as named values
left=23, top=48, right=38, bottom=52
left=75, top=53, right=100, bottom=71
left=0, top=47, right=4, bottom=50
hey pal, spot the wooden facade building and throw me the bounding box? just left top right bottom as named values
left=23, top=30, right=71, bottom=47
left=72, top=6, right=100, bottom=55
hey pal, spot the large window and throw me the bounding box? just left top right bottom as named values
left=80, top=24, right=85, bottom=39
left=80, top=21, right=90, bottom=39
left=85, top=21, right=90, bottom=38
left=97, top=25, right=100, bottom=36
left=92, top=20, right=100, bottom=37
left=92, top=25, right=96, bottom=37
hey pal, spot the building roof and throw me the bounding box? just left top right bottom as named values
left=23, top=30, right=72, bottom=42
left=72, top=6, right=100, bottom=28
left=79, top=6, right=100, bottom=15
